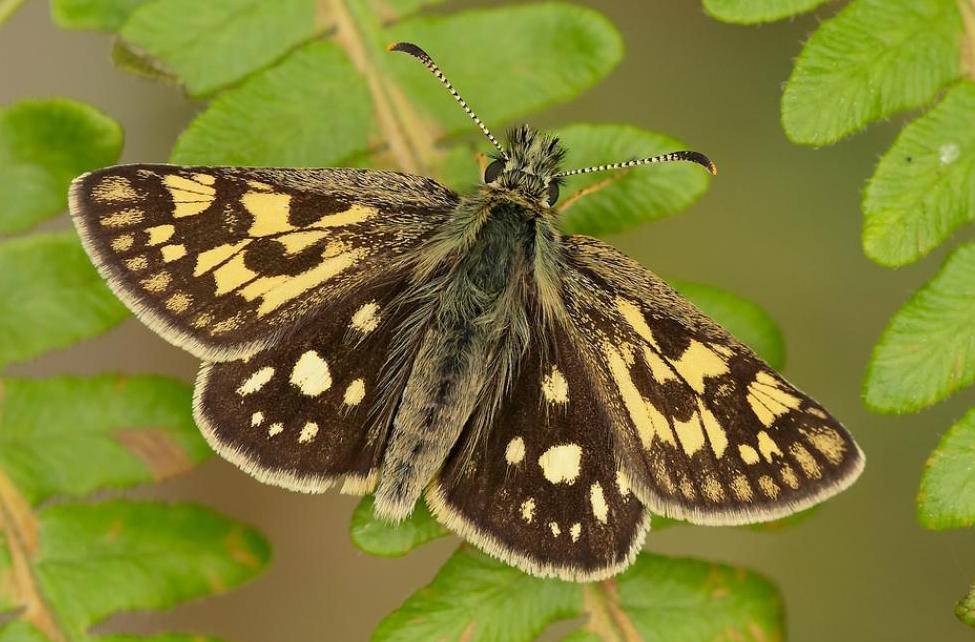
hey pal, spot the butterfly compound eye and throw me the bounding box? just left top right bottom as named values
left=484, top=159, right=505, bottom=183
left=546, top=181, right=560, bottom=206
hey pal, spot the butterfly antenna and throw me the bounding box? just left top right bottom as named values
left=388, top=41, right=507, bottom=159
left=554, top=150, right=718, bottom=178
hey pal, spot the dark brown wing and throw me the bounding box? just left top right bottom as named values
left=427, top=326, right=650, bottom=582
left=560, top=235, right=864, bottom=525
left=69, top=165, right=458, bottom=361
left=193, top=274, right=414, bottom=494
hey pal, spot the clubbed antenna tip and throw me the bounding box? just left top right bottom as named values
left=387, top=41, right=507, bottom=159
left=555, top=150, right=718, bottom=179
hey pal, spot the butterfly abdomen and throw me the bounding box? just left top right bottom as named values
left=373, top=200, right=545, bottom=521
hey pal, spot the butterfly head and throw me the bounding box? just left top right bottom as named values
left=482, top=126, right=566, bottom=208
left=388, top=41, right=718, bottom=211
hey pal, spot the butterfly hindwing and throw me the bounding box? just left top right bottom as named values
left=69, top=165, right=458, bottom=361
left=562, top=235, right=864, bottom=525
left=427, top=327, right=650, bottom=581
left=194, top=274, right=413, bottom=494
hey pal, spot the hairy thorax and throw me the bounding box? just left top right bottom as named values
left=373, top=191, right=563, bottom=520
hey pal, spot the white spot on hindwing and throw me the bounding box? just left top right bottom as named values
left=267, top=422, right=284, bottom=437
left=616, top=470, right=631, bottom=498
left=250, top=411, right=264, bottom=427
left=237, top=367, right=274, bottom=396
left=521, top=498, right=535, bottom=523
left=570, top=523, right=581, bottom=542
left=343, top=379, right=365, bottom=406
left=350, top=302, right=381, bottom=334
left=549, top=522, right=561, bottom=537
left=290, top=350, right=331, bottom=396
left=299, top=422, right=319, bottom=443
left=541, top=366, right=568, bottom=404
left=590, top=482, right=609, bottom=524
left=538, top=444, right=582, bottom=484
left=505, top=436, right=526, bottom=465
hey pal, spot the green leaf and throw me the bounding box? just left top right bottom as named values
left=864, top=241, right=975, bottom=413
left=957, top=580, right=975, bottom=628
left=0, top=532, right=14, bottom=613
left=31, top=500, right=268, bottom=638
left=385, top=4, right=623, bottom=138
left=118, top=0, right=324, bottom=97
left=51, top=0, right=150, bottom=31
left=781, top=0, right=962, bottom=145
left=570, top=554, right=783, bottom=642
left=672, top=281, right=786, bottom=369
left=374, top=549, right=783, bottom=642
left=863, top=81, right=975, bottom=266
left=0, top=233, right=128, bottom=368
left=0, top=375, right=207, bottom=506
left=350, top=495, right=448, bottom=557
left=554, top=124, right=712, bottom=235
left=0, top=622, right=48, bottom=642
left=702, top=0, right=829, bottom=24
left=0, top=99, right=122, bottom=234
left=918, top=408, right=975, bottom=529
left=372, top=546, right=582, bottom=642
left=170, top=40, right=373, bottom=166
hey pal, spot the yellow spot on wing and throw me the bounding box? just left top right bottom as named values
left=161, top=244, right=186, bottom=262
left=643, top=346, right=676, bottom=383
left=615, top=297, right=661, bottom=350
left=164, top=175, right=216, bottom=218
left=541, top=366, right=569, bottom=404
left=243, top=191, right=293, bottom=236
left=111, top=234, right=134, bottom=252
left=604, top=343, right=676, bottom=448
left=739, top=444, right=760, bottom=465
left=351, top=302, right=381, bottom=334
left=101, top=208, right=143, bottom=227
left=674, top=412, right=705, bottom=456
left=505, top=436, right=526, bottom=465
left=195, top=241, right=249, bottom=277
left=125, top=256, right=148, bottom=271
left=298, top=422, right=319, bottom=443
left=146, top=224, right=175, bottom=246
left=780, top=464, right=800, bottom=489
left=213, top=253, right=258, bottom=295
left=521, top=498, right=535, bottom=523
left=789, top=443, right=821, bottom=479
left=731, top=474, right=753, bottom=501
left=570, top=523, right=581, bottom=542
left=589, top=482, right=609, bottom=523
left=538, top=444, right=582, bottom=484
left=192, top=173, right=215, bottom=185
left=699, top=404, right=728, bottom=458
left=702, top=474, right=725, bottom=501
left=757, top=431, right=783, bottom=462
left=165, top=292, right=192, bottom=313
left=616, top=469, right=631, bottom=498
left=237, top=366, right=274, bottom=396
left=92, top=176, right=137, bottom=202
left=277, top=230, right=328, bottom=254
left=290, top=351, right=331, bottom=397
left=671, top=339, right=729, bottom=394
left=344, top=379, right=366, bottom=406
left=247, top=249, right=363, bottom=316
left=758, top=475, right=780, bottom=499
left=802, top=427, right=846, bottom=465
left=141, top=272, right=170, bottom=293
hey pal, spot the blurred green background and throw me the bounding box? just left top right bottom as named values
left=3, top=1, right=975, bottom=640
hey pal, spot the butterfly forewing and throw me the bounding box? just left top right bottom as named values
left=428, top=328, right=650, bottom=581
left=69, top=165, right=458, bottom=361
left=562, top=235, right=864, bottom=525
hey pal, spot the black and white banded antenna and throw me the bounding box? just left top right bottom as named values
left=388, top=41, right=507, bottom=159
left=555, top=150, right=718, bottom=178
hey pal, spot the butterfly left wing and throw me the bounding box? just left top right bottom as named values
left=70, top=165, right=458, bottom=361
left=427, top=328, right=650, bottom=582
left=194, top=271, right=416, bottom=494
left=561, top=235, right=864, bottom=526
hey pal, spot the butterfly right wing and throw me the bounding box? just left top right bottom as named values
left=70, top=165, right=458, bottom=361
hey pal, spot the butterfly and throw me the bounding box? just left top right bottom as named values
left=68, top=42, right=863, bottom=582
